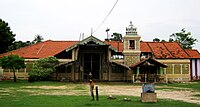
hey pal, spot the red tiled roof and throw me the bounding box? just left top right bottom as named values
left=146, top=42, right=174, bottom=58
left=0, top=40, right=194, bottom=59
left=140, top=42, right=152, bottom=52
left=164, top=42, right=189, bottom=58
left=185, top=49, right=200, bottom=58
left=140, top=42, right=190, bottom=59
left=0, top=40, right=78, bottom=59
left=130, top=58, right=167, bottom=68
left=105, top=41, right=123, bottom=52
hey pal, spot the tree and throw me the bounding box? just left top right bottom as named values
left=161, top=40, right=166, bottom=42
left=169, top=28, right=198, bottom=49
left=0, top=54, right=25, bottom=82
left=8, top=41, right=32, bottom=51
left=153, top=38, right=160, bottom=42
left=0, top=19, right=16, bottom=54
left=110, top=33, right=122, bottom=41
left=153, top=38, right=166, bottom=42
left=28, top=57, right=59, bottom=81
left=8, top=35, right=44, bottom=51
left=32, top=34, right=44, bottom=44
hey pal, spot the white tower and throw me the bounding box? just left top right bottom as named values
left=123, top=21, right=141, bottom=66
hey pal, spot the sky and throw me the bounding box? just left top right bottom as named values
left=1, top=0, right=200, bottom=50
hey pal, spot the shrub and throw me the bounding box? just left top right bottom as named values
left=28, top=57, right=59, bottom=81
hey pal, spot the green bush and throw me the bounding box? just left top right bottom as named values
left=28, top=57, right=59, bottom=81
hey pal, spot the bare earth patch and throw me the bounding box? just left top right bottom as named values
left=96, top=84, right=200, bottom=105
left=1, top=83, right=200, bottom=105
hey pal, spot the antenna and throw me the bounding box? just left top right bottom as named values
left=106, top=28, right=110, bottom=40
left=82, top=33, right=84, bottom=40
left=79, top=33, right=81, bottom=41
left=91, top=28, right=93, bottom=36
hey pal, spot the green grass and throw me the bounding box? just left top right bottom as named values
left=193, top=94, right=200, bottom=97
left=1, top=95, right=200, bottom=107
left=156, top=81, right=200, bottom=92
left=0, top=80, right=200, bottom=107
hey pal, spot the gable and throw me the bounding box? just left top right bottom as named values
left=66, top=36, right=117, bottom=52
left=130, top=58, right=167, bottom=68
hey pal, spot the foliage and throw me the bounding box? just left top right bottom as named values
left=161, top=39, right=166, bottom=42
left=153, top=38, right=166, bottom=42
left=153, top=38, right=160, bottom=42
left=32, top=34, right=44, bottom=44
left=0, top=54, right=25, bottom=82
left=152, top=29, right=197, bottom=48
left=8, top=41, right=32, bottom=51
left=110, top=32, right=122, bottom=41
left=28, top=57, right=59, bottom=81
left=169, top=28, right=197, bottom=49
left=8, top=35, right=44, bottom=51
left=0, top=19, right=16, bottom=54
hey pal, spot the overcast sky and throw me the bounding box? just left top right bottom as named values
left=1, top=0, right=200, bottom=50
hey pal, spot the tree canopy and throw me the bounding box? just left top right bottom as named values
left=0, top=19, right=16, bottom=54
left=32, top=34, right=44, bottom=44
left=153, top=38, right=160, bottom=42
left=8, top=35, right=44, bottom=51
left=110, top=33, right=122, bottom=41
left=152, top=29, right=197, bottom=49
left=0, top=54, right=25, bottom=82
left=8, top=41, right=32, bottom=51
left=169, top=28, right=197, bottom=49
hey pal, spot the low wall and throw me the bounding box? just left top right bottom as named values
left=3, top=72, right=28, bottom=80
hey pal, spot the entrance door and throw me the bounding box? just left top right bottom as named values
left=84, top=53, right=100, bottom=80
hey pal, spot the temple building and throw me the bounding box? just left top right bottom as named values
left=0, top=22, right=200, bottom=83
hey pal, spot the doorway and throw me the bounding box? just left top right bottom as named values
left=84, top=53, right=100, bottom=80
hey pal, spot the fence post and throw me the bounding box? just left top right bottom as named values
left=96, top=86, right=99, bottom=101
left=90, top=83, right=94, bottom=100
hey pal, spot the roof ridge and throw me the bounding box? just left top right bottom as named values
left=48, top=40, right=79, bottom=42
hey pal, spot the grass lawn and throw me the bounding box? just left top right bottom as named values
left=0, top=80, right=200, bottom=107
left=156, top=81, right=200, bottom=92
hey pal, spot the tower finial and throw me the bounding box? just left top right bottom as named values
left=126, top=21, right=137, bottom=35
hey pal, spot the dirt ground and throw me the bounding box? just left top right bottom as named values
left=96, top=84, right=200, bottom=105
left=14, top=83, right=200, bottom=105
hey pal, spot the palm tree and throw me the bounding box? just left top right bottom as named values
left=32, top=35, right=44, bottom=44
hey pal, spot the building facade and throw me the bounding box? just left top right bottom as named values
left=0, top=22, right=200, bottom=83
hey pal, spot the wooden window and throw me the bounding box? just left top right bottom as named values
left=182, top=64, right=189, bottom=74
left=129, top=40, right=135, bottom=49
left=112, top=64, right=124, bottom=73
left=174, top=64, right=181, bottom=74
left=66, top=66, right=71, bottom=73
left=166, top=64, right=173, bottom=74
left=57, top=66, right=66, bottom=73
